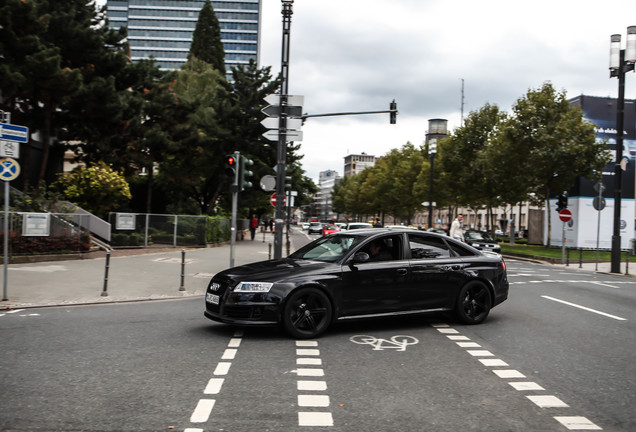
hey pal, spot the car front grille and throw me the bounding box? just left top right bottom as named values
left=223, top=306, right=265, bottom=320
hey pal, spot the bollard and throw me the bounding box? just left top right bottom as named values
left=101, top=250, right=111, bottom=297
left=579, top=249, right=583, bottom=268
left=566, top=248, right=570, bottom=266
left=179, top=249, right=186, bottom=291
left=625, top=251, right=630, bottom=276
left=268, top=243, right=272, bottom=260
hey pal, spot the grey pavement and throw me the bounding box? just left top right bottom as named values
left=1, top=230, right=288, bottom=309
left=1, top=229, right=632, bottom=310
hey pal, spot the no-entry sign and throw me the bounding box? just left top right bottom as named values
left=559, top=209, right=572, bottom=222
left=270, top=193, right=286, bottom=207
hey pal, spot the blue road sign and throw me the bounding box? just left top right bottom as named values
left=0, top=122, right=29, bottom=143
left=0, top=158, right=20, bottom=181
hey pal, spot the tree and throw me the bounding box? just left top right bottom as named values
left=495, top=82, right=609, bottom=245
left=53, top=161, right=131, bottom=217
left=189, top=0, right=225, bottom=74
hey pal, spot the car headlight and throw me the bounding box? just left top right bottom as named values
left=233, top=282, right=274, bottom=293
left=471, top=242, right=480, bottom=247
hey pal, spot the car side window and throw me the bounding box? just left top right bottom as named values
left=408, top=234, right=450, bottom=259
left=361, top=235, right=402, bottom=261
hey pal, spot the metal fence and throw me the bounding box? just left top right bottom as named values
left=108, top=213, right=247, bottom=248
left=0, top=212, right=92, bottom=256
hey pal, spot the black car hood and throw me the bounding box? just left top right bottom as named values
left=216, top=258, right=333, bottom=282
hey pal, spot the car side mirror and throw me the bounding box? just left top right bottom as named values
left=352, top=252, right=370, bottom=263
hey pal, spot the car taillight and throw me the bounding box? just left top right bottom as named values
left=500, top=259, right=507, bottom=271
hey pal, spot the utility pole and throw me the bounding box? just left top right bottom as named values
left=274, top=0, right=293, bottom=259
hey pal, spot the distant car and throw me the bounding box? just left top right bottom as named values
left=427, top=227, right=448, bottom=235
left=204, top=228, right=509, bottom=338
left=308, top=222, right=323, bottom=234
left=464, top=230, right=501, bottom=253
left=321, top=224, right=340, bottom=236
left=335, top=223, right=347, bottom=229
left=494, top=229, right=504, bottom=236
left=302, top=222, right=310, bottom=230
left=343, top=222, right=374, bottom=230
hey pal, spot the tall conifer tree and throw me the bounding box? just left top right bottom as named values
left=189, top=0, right=225, bottom=73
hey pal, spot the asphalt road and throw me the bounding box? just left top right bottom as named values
left=0, top=245, right=634, bottom=431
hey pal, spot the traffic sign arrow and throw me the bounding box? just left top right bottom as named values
left=264, top=94, right=304, bottom=106
left=260, top=117, right=302, bottom=130
left=262, top=129, right=303, bottom=142
left=261, top=105, right=303, bottom=118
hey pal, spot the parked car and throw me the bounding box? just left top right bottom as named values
left=302, top=222, right=310, bottom=230
left=308, top=222, right=323, bottom=234
left=494, top=229, right=504, bottom=236
left=321, top=224, right=340, bottom=236
left=427, top=227, right=448, bottom=235
left=343, top=222, right=373, bottom=230
left=204, top=228, right=509, bottom=338
left=463, top=230, right=501, bottom=253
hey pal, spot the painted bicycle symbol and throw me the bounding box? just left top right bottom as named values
left=349, top=334, right=419, bottom=351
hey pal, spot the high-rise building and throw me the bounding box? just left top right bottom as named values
left=106, top=0, right=261, bottom=72
left=314, top=170, right=341, bottom=221
left=343, top=153, right=376, bottom=177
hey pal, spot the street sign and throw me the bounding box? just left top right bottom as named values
left=0, top=122, right=29, bottom=143
left=0, top=140, right=20, bottom=158
left=260, top=174, right=276, bottom=192
left=262, top=129, right=303, bottom=142
left=559, top=208, right=572, bottom=222
left=264, top=94, right=304, bottom=106
left=261, top=105, right=303, bottom=118
left=0, top=157, right=20, bottom=181
left=270, top=192, right=286, bottom=207
left=260, top=117, right=302, bottom=130
left=593, top=196, right=606, bottom=211
left=261, top=94, right=304, bottom=119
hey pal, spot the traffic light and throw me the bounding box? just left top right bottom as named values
left=239, top=155, right=254, bottom=191
left=557, top=192, right=568, bottom=211
left=284, top=176, right=292, bottom=191
left=225, top=154, right=238, bottom=182
left=390, top=100, right=397, bottom=124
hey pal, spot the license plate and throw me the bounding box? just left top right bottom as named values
left=206, top=293, right=220, bottom=305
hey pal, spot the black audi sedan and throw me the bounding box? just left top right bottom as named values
left=204, top=229, right=508, bottom=339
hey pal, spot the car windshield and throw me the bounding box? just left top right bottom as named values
left=465, top=231, right=495, bottom=241
left=289, top=235, right=361, bottom=262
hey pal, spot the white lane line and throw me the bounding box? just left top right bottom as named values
left=467, top=350, right=494, bottom=357
left=493, top=369, right=526, bottom=379
left=437, top=328, right=459, bottom=334
left=228, top=338, right=242, bottom=348
left=587, top=281, right=620, bottom=289
left=203, top=378, right=224, bottom=395
left=508, top=382, right=545, bottom=391
left=479, top=358, right=509, bottom=367
left=541, top=295, right=627, bottom=321
left=527, top=395, right=569, bottom=408
left=222, top=348, right=237, bottom=360
left=184, top=429, right=204, bottom=432
left=296, top=368, right=325, bottom=377
left=298, top=380, right=327, bottom=391
left=297, top=358, right=322, bottom=365
left=446, top=335, right=470, bottom=341
left=296, top=340, right=319, bottom=346
left=554, top=416, right=602, bottom=430
left=298, top=394, right=330, bottom=407
left=296, top=348, right=320, bottom=356
left=214, top=362, right=231, bottom=376
left=298, top=412, right=334, bottom=427
left=190, top=399, right=215, bottom=423
left=456, top=342, right=481, bottom=348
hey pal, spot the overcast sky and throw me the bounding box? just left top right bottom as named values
left=257, top=0, right=636, bottom=182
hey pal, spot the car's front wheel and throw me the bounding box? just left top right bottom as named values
left=282, top=287, right=333, bottom=339
left=455, top=282, right=492, bottom=324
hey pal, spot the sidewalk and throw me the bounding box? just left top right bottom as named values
left=1, top=230, right=632, bottom=310
left=1, top=231, right=284, bottom=309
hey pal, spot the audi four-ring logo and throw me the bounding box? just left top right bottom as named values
left=210, top=282, right=221, bottom=291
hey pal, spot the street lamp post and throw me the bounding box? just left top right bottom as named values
left=609, top=26, right=636, bottom=273
left=428, top=139, right=437, bottom=229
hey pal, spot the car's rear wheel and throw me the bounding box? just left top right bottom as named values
left=282, top=287, right=333, bottom=339
left=455, top=282, right=491, bottom=324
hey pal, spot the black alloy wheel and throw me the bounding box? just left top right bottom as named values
left=455, top=282, right=492, bottom=324
left=282, top=287, right=333, bottom=339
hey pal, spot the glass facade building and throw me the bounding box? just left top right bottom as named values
left=106, top=0, right=261, bottom=72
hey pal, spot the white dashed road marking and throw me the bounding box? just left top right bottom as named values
left=295, top=340, right=333, bottom=427
left=433, top=323, right=603, bottom=430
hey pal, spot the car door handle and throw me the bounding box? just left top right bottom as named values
left=396, top=268, right=408, bottom=275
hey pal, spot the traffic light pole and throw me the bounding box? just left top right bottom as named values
left=229, top=151, right=240, bottom=268
left=274, top=1, right=293, bottom=259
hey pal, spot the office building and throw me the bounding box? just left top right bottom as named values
left=343, top=153, right=377, bottom=177
left=106, top=0, right=261, bottom=72
left=314, top=170, right=341, bottom=221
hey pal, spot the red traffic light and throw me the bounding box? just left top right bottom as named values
left=227, top=156, right=236, bottom=166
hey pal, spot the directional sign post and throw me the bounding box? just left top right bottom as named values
left=0, top=122, right=29, bottom=143
left=1, top=157, right=20, bottom=301
left=559, top=208, right=572, bottom=264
